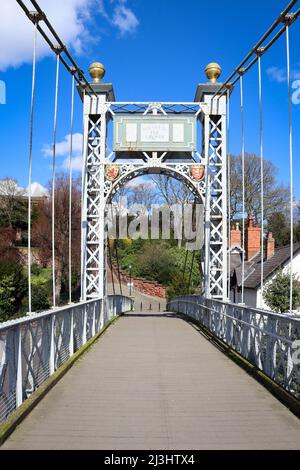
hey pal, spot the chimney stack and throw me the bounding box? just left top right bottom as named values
left=246, top=215, right=261, bottom=260
left=266, top=231, right=275, bottom=259
left=230, top=222, right=241, bottom=247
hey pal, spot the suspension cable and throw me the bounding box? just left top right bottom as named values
left=240, top=75, right=246, bottom=304
left=27, top=20, right=38, bottom=314
left=258, top=55, right=265, bottom=307
left=68, top=74, right=75, bottom=304
left=114, top=240, right=123, bottom=295
left=51, top=54, right=60, bottom=308
left=182, top=250, right=188, bottom=283
left=285, top=24, right=294, bottom=313
left=188, top=251, right=196, bottom=294
left=16, top=0, right=96, bottom=97
left=108, top=202, right=116, bottom=296
left=107, top=239, right=116, bottom=296
left=212, top=1, right=299, bottom=99
left=227, top=88, right=231, bottom=299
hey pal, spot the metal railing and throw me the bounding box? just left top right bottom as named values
left=167, top=296, right=300, bottom=400
left=0, top=295, right=132, bottom=424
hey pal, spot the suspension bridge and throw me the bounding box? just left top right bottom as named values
left=1, top=0, right=300, bottom=450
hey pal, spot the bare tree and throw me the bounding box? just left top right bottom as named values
left=32, top=174, right=81, bottom=303
left=0, top=178, right=26, bottom=229
left=230, top=153, right=290, bottom=223
left=151, top=175, right=194, bottom=206
left=128, top=181, right=158, bottom=208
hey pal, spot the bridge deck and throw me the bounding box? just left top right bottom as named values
left=2, top=312, right=300, bottom=450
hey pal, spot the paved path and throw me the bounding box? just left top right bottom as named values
left=2, top=312, right=300, bottom=450
left=107, top=282, right=167, bottom=312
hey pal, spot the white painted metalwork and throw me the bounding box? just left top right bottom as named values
left=227, top=89, right=231, bottom=297
left=81, top=97, right=228, bottom=302
left=0, top=295, right=132, bottom=424
left=168, top=295, right=300, bottom=399
left=68, top=74, right=75, bottom=304
left=27, top=20, right=38, bottom=314
left=51, top=54, right=60, bottom=308
left=203, top=95, right=228, bottom=300
left=240, top=75, right=246, bottom=305
left=285, top=24, right=294, bottom=314
left=258, top=54, right=265, bottom=308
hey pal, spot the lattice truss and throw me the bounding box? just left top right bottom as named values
left=82, top=100, right=227, bottom=300
left=205, top=114, right=227, bottom=300
left=83, top=114, right=106, bottom=300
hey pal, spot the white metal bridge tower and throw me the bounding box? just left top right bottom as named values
left=79, top=63, right=228, bottom=303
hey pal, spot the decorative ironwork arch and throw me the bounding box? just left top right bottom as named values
left=80, top=93, right=227, bottom=304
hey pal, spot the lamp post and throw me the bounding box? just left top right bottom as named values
left=129, top=265, right=132, bottom=297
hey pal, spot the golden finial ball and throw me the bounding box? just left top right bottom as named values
left=205, top=63, right=222, bottom=83
left=88, top=62, right=106, bottom=83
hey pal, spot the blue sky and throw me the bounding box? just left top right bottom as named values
left=0, top=0, right=300, bottom=198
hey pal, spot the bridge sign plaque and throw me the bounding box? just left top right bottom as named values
left=113, top=115, right=196, bottom=152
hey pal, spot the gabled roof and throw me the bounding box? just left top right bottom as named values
left=234, top=243, right=300, bottom=289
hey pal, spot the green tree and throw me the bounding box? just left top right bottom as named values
left=22, top=284, right=50, bottom=313
left=166, top=272, right=195, bottom=299
left=263, top=271, right=300, bottom=313
left=136, top=242, right=175, bottom=285
left=0, top=177, right=28, bottom=229
left=0, top=262, right=27, bottom=321
left=267, top=212, right=290, bottom=247
left=168, top=247, right=201, bottom=289
left=0, top=275, right=17, bottom=321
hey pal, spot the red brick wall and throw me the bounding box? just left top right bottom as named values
left=230, top=223, right=241, bottom=247
left=246, top=215, right=261, bottom=260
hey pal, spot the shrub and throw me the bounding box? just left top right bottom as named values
left=31, top=262, right=42, bottom=276
left=0, top=262, right=27, bottom=321
left=263, top=271, right=300, bottom=313
left=135, top=242, right=175, bottom=285
left=31, top=284, right=51, bottom=312
left=0, top=274, right=18, bottom=321
left=22, top=284, right=51, bottom=313
left=166, top=272, right=195, bottom=299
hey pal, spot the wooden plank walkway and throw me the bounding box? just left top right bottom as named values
left=2, top=312, right=300, bottom=450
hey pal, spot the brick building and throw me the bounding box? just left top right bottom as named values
left=229, top=215, right=300, bottom=311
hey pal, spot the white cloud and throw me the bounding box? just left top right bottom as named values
left=42, top=133, right=83, bottom=157
left=64, top=155, right=83, bottom=171
left=267, top=66, right=286, bottom=83
left=126, top=178, right=156, bottom=189
left=42, top=133, right=83, bottom=171
left=112, top=3, right=139, bottom=35
left=0, top=0, right=96, bottom=71
left=0, top=0, right=139, bottom=71
left=267, top=65, right=300, bottom=83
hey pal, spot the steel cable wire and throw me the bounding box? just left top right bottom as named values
left=285, top=25, right=294, bottom=313
left=27, top=21, right=38, bottom=314
left=240, top=75, right=246, bottom=304
left=68, top=74, right=75, bottom=304
left=258, top=55, right=265, bottom=307
left=51, top=54, right=60, bottom=308
left=227, top=88, right=231, bottom=299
